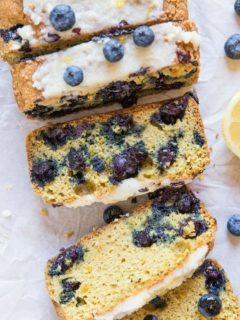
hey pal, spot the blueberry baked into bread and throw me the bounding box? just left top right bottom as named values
left=45, top=186, right=216, bottom=320
left=12, top=20, right=200, bottom=119
left=26, top=93, right=209, bottom=207
left=126, top=260, right=240, bottom=320
left=0, top=0, right=188, bottom=64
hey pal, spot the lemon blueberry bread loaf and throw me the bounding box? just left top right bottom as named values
left=12, top=20, right=200, bottom=119
left=45, top=186, right=216, bottom=320
left=125, top=259, right=240, bottom=320
left=0, top=0, right=188, bottom=64
left=26, top=92, right=210, bottom=207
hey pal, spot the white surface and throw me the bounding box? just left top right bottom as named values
left=0, top=0, right=240, bottom=319
left=96, top=246, right=208, bottom=320
left=33, top=23, right=199, bottom=98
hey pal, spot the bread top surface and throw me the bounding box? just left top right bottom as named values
left=125, top=259, right=240, bottom=320
left=45, top=186, right=216, bottom=320
left=0, top=0, right=188, bottom=63
left=26, top=93, right=210, bottom=206
left=11, top=20, right=199, bottom=112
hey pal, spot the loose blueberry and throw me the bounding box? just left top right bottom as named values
left=133, top=229, right=155, bottom=247
left=150, top=296, right=167, bottom=309
left=31, top=159, right=58, bottom=187
left=112, top=142, right=148, bottom=181
left=64, top=66, right=84, bottom=86
left=198, top=294, right=222, bottom=318
left=133, top=26, right=155, bottom=47
left=176, top=192, right=200, bottom=213
left=66, top=148, right=86, bottom=172
left=50, top=5, right=76, bottom=31
left=91, top=157, right=105, bottom=173
left=235, top=0, right=240, bottom=15
left=157, top=140, right=178, bottom=170
left=49, top=246, right=84, bottom=276
left=103, top=39, right=124, bottom=63
left=227, top=214, right=240, bottom=236
left=143, top=315, right=158, bottom=320
left=224, top=34, right=240, bottom=59
left=103, top=205, right=124, bottom=224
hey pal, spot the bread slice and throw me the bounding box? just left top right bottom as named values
left=45, top=186, right=217, bottom=320
left=12, top=20, right=200, bottom=119
left=125, top=259, right=240, bottom=320
left=26, top=92, right=210, bottom=207
left=0, top=0, right=188, bottom=64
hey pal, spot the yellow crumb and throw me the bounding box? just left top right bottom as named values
left=198, top=175, right=203, bottom=181
left=116, top=0, right=125, bottom=9
left=64, top=231, right=74, bottom=239
left=40, top=208, right=49, bottom=217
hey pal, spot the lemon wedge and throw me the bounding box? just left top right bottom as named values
left=222, top=91, right=240, bottom=158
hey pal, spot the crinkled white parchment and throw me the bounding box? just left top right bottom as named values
left=0, top=0, right=240, bottom=318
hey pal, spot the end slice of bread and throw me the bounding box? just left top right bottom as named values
left=125, top=259, right=240, bottom=320
left=26, top=92, right=210, bottom=207
left=45, top=186, right=216, bottom=320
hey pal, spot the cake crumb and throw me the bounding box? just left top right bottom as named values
left=198, top=175, right=203, bottom=181
left=64, top=231, right=74, bottom=239
left=40, top=208, right=49, bottom=217
left=1, top=210, right=12, bottom=218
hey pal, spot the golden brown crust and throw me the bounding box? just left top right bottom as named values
left=0, top=0, right=188, bottom=64
left=11, top=20, right=200, bottom=118
left=45, top=194, right=217, bottom=320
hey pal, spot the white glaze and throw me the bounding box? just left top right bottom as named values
left=23, top=0, right=164, bottom=37
left=95, top=246, right=209, bottom=320
left=32, top=23, right=200, bottom=98
left=65, top=178, right=192, bottom=208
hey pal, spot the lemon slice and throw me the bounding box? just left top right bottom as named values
left=222, top=91, right=240, bottom=158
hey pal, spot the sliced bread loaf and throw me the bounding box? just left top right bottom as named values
left=125, top=259, right=240, bottom=319
left=45, top=186, right=216, bottom=320
left=26, top=93, right=210, bottom=207
left=12, top=20, right=200, bottom=119
left=0, top=0, right=188, bottom=64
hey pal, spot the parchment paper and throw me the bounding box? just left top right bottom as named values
left=0, top=0, right=240, bottom=318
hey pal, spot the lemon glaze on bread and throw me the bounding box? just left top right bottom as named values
left=45, top=186, right=216, bottom=320
left=26, top=92, right=210, bottom=207
left=125, top=259, right=240, bottom=320
left=11, top=20, right=200, bottom=119
left=0, top=0, right=188, bottom=64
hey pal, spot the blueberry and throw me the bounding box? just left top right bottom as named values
left=103, top=39, right=124, bottom=63
left=235, top=0, right=240, bottom=15
left=50, top=5, right=76, bottom=31
left=91, top=157, right=105, bottom=173
left=62, top=278, right=80, bottom=292
left=224, top=34, right=240, bottom=59
left=70, top=171, right=86, bottom=186
left=194, top=220, right=208, bottom=236
left=143, top=315, right=158, bottom=320
left=41, top=125, right=76, bottom=150
left=103, top=205, right=124, bottom=224
left=150, top=296, right=167, bottom=309
left=31, top=159, right=58, bottom=187
left=157, top=140, right=178, bottom=170
left=193, top=131, right=205, bottom=147
left=204, top=264, right=226, bottom=295
left=198, top=294, right=222, bottom=318
left=227, top=214, right=240, bottom=236
left=151, top=97, right=187, bottom=126
left=60, top=290, right=75, bottom=304
left=64, top=66, right=84, bottom=86
left=66, top=148, right=86, bottom=172
left=176, top=192, right=200, bottom=213
left=133, top=26, right=155, bottom=47
left=133, top=229, right=155, bottom=247
left=112, top=142, right=148, bottom=182
left=49, top=246, right=84, bottom=276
